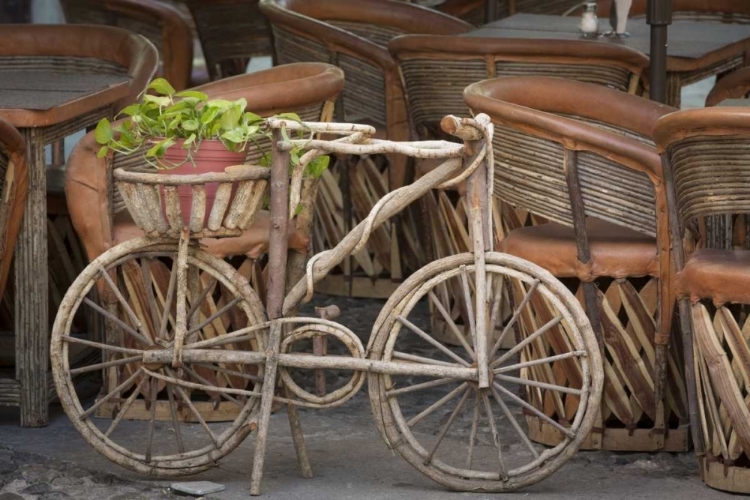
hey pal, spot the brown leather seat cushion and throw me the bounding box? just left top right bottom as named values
left=676, top=248, right=750, bottom=306
left=499, top=218, right=657, bottom=281
left=113, top=210, right=309, bottom=260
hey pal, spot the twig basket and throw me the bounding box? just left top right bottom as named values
left=113, top=165, right=270, bottom=239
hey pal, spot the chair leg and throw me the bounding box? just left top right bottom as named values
left=678, top=298, right=705, bottom=455
left=285, top=386, right=313, bottom=479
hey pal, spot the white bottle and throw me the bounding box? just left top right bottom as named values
left=580, top=2, right=599, bottom=38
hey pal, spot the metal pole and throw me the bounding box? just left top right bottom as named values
left=647, top=0, right=672, bottom=103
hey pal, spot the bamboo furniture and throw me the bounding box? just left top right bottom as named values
left=0, top=120, right=29, bottom=408
left=472, top=13, right=750, bottom=108
left=706, top=66, right=750, bottom=106
left=0, top=24, right=157, bottom=427
left=391, top=35, right=649, bottom=348
left=260, top=0, right=472, bottom=298
left=60, top=0, right=194, bottom=91
left=465, top=76, right=689, bottom=452
left=65, top=62, right=344, bottom=423
left=182, top=0, right=273, bottom=81
left=654, top=107, right=750, bottom=494
left=51, top=111, right=604, bottom=494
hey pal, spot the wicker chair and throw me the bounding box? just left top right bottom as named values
left=0, top=121, right=29, bottom=410
left=595, top=0, right=750, bottom=23
left=64, top=62, right=343, bottom=422
left=465, top=76, right=689, bottom=452
left=655, top=107, right=750, bottom=494
left=391, top=35, right=649, bottom=347
left=60, top=0, right=193, bottom=91
left=260, top=0, right=471, bottom=297
left=706, top=66, right=750, bottom=106
left=182, top=0, right=273, bottom=81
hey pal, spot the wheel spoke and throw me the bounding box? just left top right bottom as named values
left=424, top=387, right=471, bottom=464
left=166, top=386, right=185, bottom=453
left=104, top=376, right=147, bottom=438
left=69, top=355, right=142, bottom=375
left=81, top=368, right=142, bottom=420
left=166, top=368, right=220, bottom=448
left=386, top=377, right=456, bottom=397
left=97, top=267, right=145, bottom=335
left=427, top=291, right=476, bottom=361
left=459, top=266, right=477, bottom=351
left=186, top=323, right=267, bottom=350
left=489, top=279, right=540, bottom=361
left=407, top=382, right=468, bottom=428
left=182, top=365, right=243, bottom=407
left=493, top=382, right=575, bottom=439
left=493, top=314, right=563, bottom=368
left=466, top=390, right=480, bottom=470
left=393, top=351, right=461, bottom=368
left=495, top=373, right=582, bottom=396
left=83, top=298, right=152, bottom=346
left=187, top=296, right=241, bottom=335
left=192, top=362, right=263, bottom=382
left=397, top=316, right=470, bottom=367
left=157, top=258, right=179, bottom=341
left=489, top=385, right=539, bottom=459
left=145, top=377, right=158, bottom=463
left=62, top=336, right=143, bottom=355
left=140, top=259, right=161, bottom=342
left=486, top=275, right=505, bottom=351
left=494, top=350, right=586, bottom=374
left=187, top=276, right=218, bottom=325
left=481, top=389, right=509, bottom=481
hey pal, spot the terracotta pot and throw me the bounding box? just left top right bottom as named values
left=158, top=139, right=246, bottom=228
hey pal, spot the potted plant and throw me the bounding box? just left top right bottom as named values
left=94, top=78, right=328, bottom=223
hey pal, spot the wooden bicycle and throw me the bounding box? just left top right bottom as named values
left=51, top=114, right=603, bottom=494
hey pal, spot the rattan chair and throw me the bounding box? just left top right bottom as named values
left=655, top=107, right=750, bottom=494
left=182, top=0, right=273, bottom=81
left=595, top=0, right=750, bottom=23
left=706, top=66, right=750, bottom=106
left=60, top=0, right=193, bottom=90
left=260, top=0, right=471, bottom=298
left=391, top=36, right=649, bottom=347
left=465, top=76, right=688, bottom=452
left=65, top=62, right=343, bottom=423
left=0, top=120, right=29, bottom=411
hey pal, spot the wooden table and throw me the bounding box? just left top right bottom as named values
left=0, top=67, right=129, bottom=427
left=466, top=14, right=750, bottom=107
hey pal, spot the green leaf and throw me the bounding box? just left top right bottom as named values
left=143, top=94, right=171, bottom=107
left=146, top=137, right=176, bottom=158
left=305, top=155, right=330, bottom=178
left=117, top=104, right=141, bottom=117
left=174, top=90, right=208, bottom=101
left=276, top=112, right=301, bottom=122
left=182, top=119, right=199, bottom=131
left=220, top=105, right=243, bottom=130
left=294, top=203, right=304, bottom=216
left=96, top=145, right=109, bottom=158
left=148, top=78, right=176, bottom=97
left=94, top=119, right=113, bottom=145
left=244, top=112, right=263, bottom=124
left=200, top=106, right=220, bottom=125
left=183, top=133, right=197, bottom=148
left=221, top=129, right=246, bottom=143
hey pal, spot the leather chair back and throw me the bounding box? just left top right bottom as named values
left=391, top=35, right=649, bottom=139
